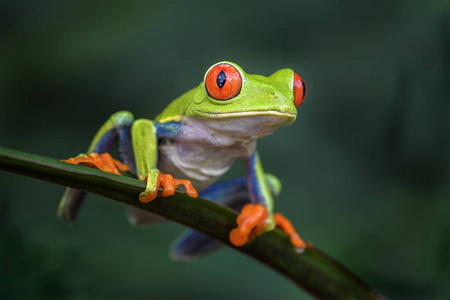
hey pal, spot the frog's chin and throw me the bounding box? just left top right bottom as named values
left=192, top=110, right=296, bottom=139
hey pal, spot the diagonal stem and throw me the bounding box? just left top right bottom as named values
left=0, top=146, right=385, bottom=300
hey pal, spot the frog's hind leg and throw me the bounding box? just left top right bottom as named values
left=127, top=206, right=168, bottom=226
left=58, top=111, right=135, bottom=223
left=171, top=175, right=280, bottom=261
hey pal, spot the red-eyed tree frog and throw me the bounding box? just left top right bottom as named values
left=58, top=61, right=307, bottom=260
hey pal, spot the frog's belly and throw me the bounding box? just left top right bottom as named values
left=157, top=141, right=252, bottom=191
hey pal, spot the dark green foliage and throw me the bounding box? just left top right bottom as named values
left=0, top=1, right=449, bottom=299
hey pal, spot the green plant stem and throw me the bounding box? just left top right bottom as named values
left=0, top=146, right=385, bottom=300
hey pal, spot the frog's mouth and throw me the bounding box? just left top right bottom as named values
left=194, top=110, right=296, bottom=124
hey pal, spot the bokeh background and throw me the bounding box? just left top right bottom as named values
left=1, top=1, right=449, bottom=299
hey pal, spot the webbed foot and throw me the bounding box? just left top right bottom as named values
left=139, top=171, right=198, bottom=203
left=229, top=204, right=269, bottom=247
left=64, top=153, right=129, bottom=175
left=274, top=213, right=306, bottom=252
left=229, top=204, right=307, bottom=252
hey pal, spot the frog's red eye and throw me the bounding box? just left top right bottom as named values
left=205, top=63, right=242, bottom=100
left=293, top=72, right=307, bottom=107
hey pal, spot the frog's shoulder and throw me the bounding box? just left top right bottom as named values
left=155, top=88, right=197, bottom=123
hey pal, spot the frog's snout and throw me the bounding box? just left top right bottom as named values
left=293, top=73, right=307, bottom=107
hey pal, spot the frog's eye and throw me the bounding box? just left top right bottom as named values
left=293, top=73, right=307, bottom=107
left=205, top=63, right=242, bottom=100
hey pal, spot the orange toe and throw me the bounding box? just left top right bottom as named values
left=64, top=152, right=129, bottom=175
left=139, top=171, right=198, bottom=204
left=274, top=213, right=306, bottom=251
left=159, top=173, right=175, bottom=197
left=229, top=204, right=268, bottom=247
left=229, top=228, right=249, bottom=246
left=139, top=189, right=158, bottom=203
left=174, top=179, right=198, bottom=198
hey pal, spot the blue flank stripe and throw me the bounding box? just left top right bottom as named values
left=199, top=177, right=247, bottom=203
left=154, top=122, right=182, bottom=138
left=118, top=127, right=136, bottom=173
left=92, top=130, right=117, bottom=153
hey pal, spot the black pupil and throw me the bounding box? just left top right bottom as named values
left=301, top=79, right=307, bottom=99
left=216, top=70, right=226, bottom=89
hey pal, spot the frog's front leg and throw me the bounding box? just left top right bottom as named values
left=59, top=111, right=135, bottom=223
left=131, top=119, right=198, bottom=203
left=229, top=151, right=306, bottom=251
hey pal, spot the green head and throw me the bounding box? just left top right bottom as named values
left=187, top=61, right=306, bottom=120
left=156, top=61, right=307, bottom=137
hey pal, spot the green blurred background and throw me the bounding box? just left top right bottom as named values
left=0, top=1, right=449, bottom=299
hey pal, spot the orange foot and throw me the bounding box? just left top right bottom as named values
left=229, top=204, right=269, bottom=247
left=64, top=153, right=129, bottom=175
left=229, top=204, right=307, bottom=252
left=139, top=171, right=198, bottom=203
left=274, top=213, right=306, bottom=252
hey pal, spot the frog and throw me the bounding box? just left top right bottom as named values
left=58, top=61, right=308, bottom=260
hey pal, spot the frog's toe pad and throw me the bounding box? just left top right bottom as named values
left=139, top=189, right=159, bottom=204
left=174, top=179, right=198, bottom=198
left=229, top=204, right=268, bottom=247
left=139, top=172, right=198, bottom=204
left=64, top=153, right=129, bottom=175
left=273, top=213, right=306, bottom=251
